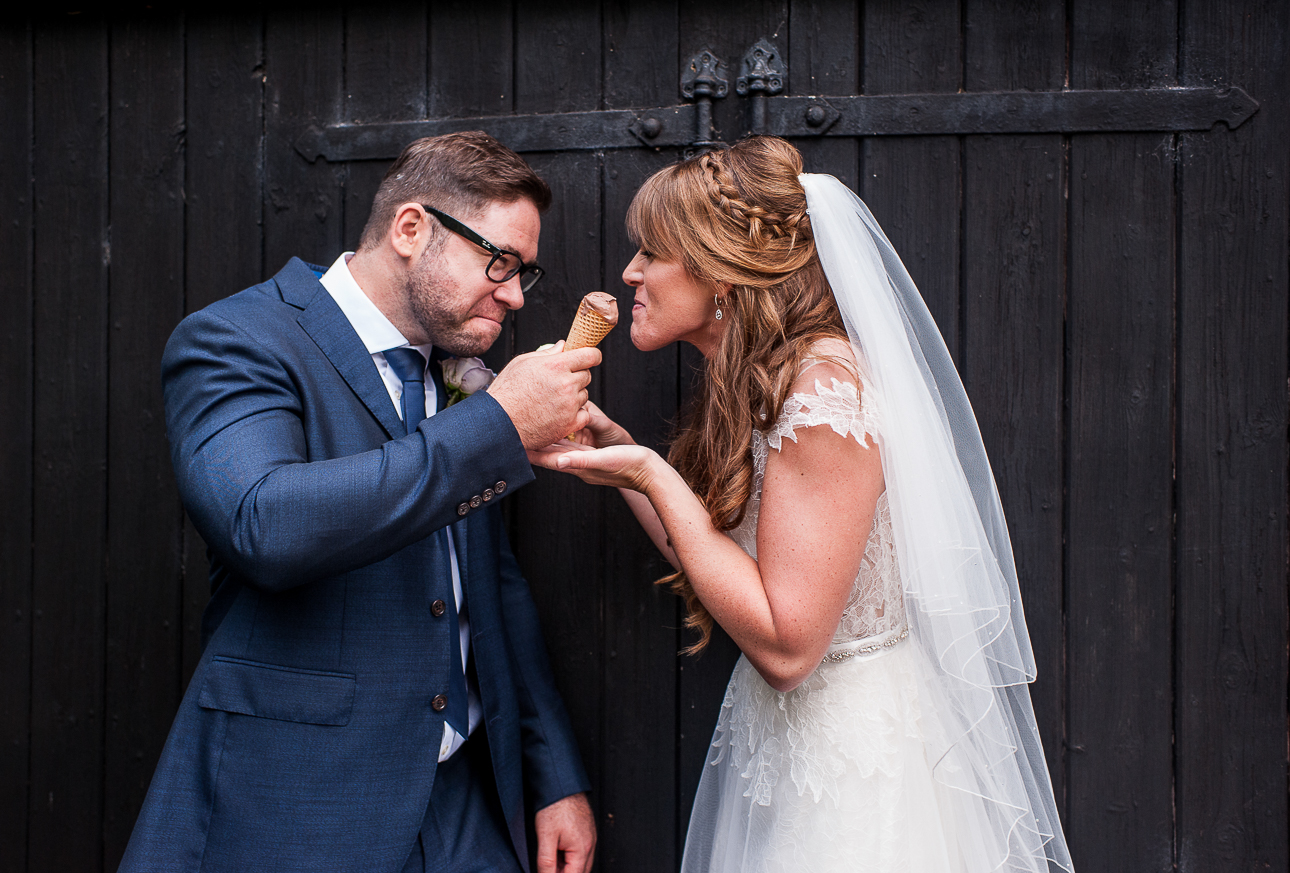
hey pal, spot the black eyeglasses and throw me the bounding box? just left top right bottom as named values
left=423, top=206, right=544, bottom=292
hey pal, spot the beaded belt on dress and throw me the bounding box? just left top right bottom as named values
left=821, top=625, right=909, bottom=663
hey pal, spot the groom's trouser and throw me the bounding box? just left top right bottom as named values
left=401, top=731, right=524, bottom=873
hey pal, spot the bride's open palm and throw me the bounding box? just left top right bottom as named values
left=528, top=401, right=655, bottom=490
left=529, top=440, right=657, bottom=492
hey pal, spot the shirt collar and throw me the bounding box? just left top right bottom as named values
left=319, top=253, right=433, bottom=359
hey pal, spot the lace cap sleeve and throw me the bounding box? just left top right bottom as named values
left=765, top=375, right=880, bottom=451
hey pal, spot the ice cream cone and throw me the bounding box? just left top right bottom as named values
left=564, top=297, right=616, bottom=350
left=563, top=292, right=618, bottom=440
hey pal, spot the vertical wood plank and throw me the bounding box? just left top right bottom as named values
left=427, top=2, right=513, bottom=121
left=510, top=2, right=605, bottom=835
left=961, top=0, right=1068, bottom=814
left=103, top=13, right=186, bottom=869
left=263, top=7, right=344, bottom=271
left=600, top=4, right=682, bottom=868
left=28, top=15, right=109, bottom=872
left=185, top=14, right=266, bottom=316
left=862, top=0, right=963, bottom=361
left=1067, top=2, right=1177, bottom=868
left=1068, top=135, right=1176, bottom=871
left=183, top=13, right=266, bottom=681
left=672, top=1, right=787, bottom=840
left=431, top=1, right=516, bottom=380
left=342, top=5, right=427, bottom=250
left=789, top=1, right=860, bottom=190
left=1175, top=0, right=1289, bottom=870
left=0, top=20, right=32, bottom=873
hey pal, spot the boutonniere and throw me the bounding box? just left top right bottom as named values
left=440, top=356, right=496, bottom=407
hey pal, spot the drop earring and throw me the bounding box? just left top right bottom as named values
left=714, top=293, right=723, bottom=321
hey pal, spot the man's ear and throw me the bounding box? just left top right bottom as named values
left=390, top=203, right=429, bottom=260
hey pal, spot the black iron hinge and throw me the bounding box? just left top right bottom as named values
left=296, top=41, right=1259, bottom=163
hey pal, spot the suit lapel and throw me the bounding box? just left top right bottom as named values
left=279, top=258, right=404, bottom=441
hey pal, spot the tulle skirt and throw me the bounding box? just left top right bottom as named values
left=679, top=639, right=965, bottom=873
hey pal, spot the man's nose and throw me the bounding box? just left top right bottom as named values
left=494, top=276, right=525, bottom=310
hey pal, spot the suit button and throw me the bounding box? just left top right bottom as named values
left=494, top=480, right=507, bottom=495
left=482, top=488, right=495, bottom=502
left=469, top=495, right=482, bottom=508
left=431, top=694, right=448, bottom=712
left=457, top=502, right=469, bottom=516
left=431, top=599, right=446, bottom=617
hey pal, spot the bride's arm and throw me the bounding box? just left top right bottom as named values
left=750, top=414, right=884, bottom=687
left=533, top=367, right=884, bottom=692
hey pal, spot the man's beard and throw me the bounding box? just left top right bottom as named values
left=406, top=262, right=499, bottom=358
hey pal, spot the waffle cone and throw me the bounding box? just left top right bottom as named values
left=564, top=303, right=615, bottom=350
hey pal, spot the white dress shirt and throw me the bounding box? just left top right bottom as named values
left=320, top=252, right=481, bottom=761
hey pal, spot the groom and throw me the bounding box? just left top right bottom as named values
left=120, top=132, right=598, bottom=873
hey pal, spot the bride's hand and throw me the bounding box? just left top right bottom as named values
left=568, top=400, right=636, bottom=448
left=528, top=441, right=660, bottom=493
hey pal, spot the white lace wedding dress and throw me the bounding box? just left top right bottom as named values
left=679, top=364, right=968, bottom=873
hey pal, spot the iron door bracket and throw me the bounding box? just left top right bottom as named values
left=296, top=106, right=703, bottom=163
left=680, top=48, right=729, bottom=150
left=738, top=38, right=786, bottom=134
left=769, top=88, right=1260, bottom=138
left=295, top=38, right=1259, bottom=163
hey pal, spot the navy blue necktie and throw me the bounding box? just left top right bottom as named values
left=383, top=348, right=428, bottom=437
left=383, top=346, right=469, bottom=737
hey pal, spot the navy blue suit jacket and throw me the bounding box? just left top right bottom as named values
left=120, top=258, right=589, bottom=872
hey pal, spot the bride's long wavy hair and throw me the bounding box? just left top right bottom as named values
left=626, top=137, right=849, bottom=653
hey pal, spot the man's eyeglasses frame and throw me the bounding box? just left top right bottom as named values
left=423, top=205, right=544, bottom=293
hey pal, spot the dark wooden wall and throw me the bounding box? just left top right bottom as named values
left=2, top=3, right=1286, bottom=871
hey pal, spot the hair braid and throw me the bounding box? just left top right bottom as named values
left=701, top=150, right=808, bottom=248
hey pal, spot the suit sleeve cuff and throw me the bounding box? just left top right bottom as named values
left=420, top=389, right=534, bottom=520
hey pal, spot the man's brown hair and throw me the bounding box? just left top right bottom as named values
left=358, top=131, right=551, bottom=251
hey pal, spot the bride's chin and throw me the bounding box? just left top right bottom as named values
left=629, top=324, right=665, bottom=352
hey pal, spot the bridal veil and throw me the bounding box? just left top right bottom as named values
left=799, top=173, right=1073, bottom=872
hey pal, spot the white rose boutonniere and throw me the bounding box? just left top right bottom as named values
left=440, top=356, right=496, bottom=407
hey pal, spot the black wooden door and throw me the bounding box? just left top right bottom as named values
left=2, top=4, right=1286, bottom=873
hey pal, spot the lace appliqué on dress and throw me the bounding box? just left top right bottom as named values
left=715, top=372, right=916, bottom=815
left=765, top=377, right=879, bottom=453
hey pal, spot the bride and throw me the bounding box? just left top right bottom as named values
left=531, top=136, right=1073, bottom=872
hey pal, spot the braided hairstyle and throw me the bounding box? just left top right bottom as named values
left=626, top=136, right=849, bottom=653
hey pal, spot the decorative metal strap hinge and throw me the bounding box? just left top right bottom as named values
left=294, top=36, right=1258, bottom=163
left=766, top=87, right=1259, bottom=137
left=736, top=37, right=1258, bottom=138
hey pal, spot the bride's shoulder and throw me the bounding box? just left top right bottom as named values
left=792, top=337, right=863, bottom=396
left=765, top=337, right=879, bottom=451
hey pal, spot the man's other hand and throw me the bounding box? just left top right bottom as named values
left=534, top=792, right=596, bottom=873
left=488, top=343, right=601, bottom=450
